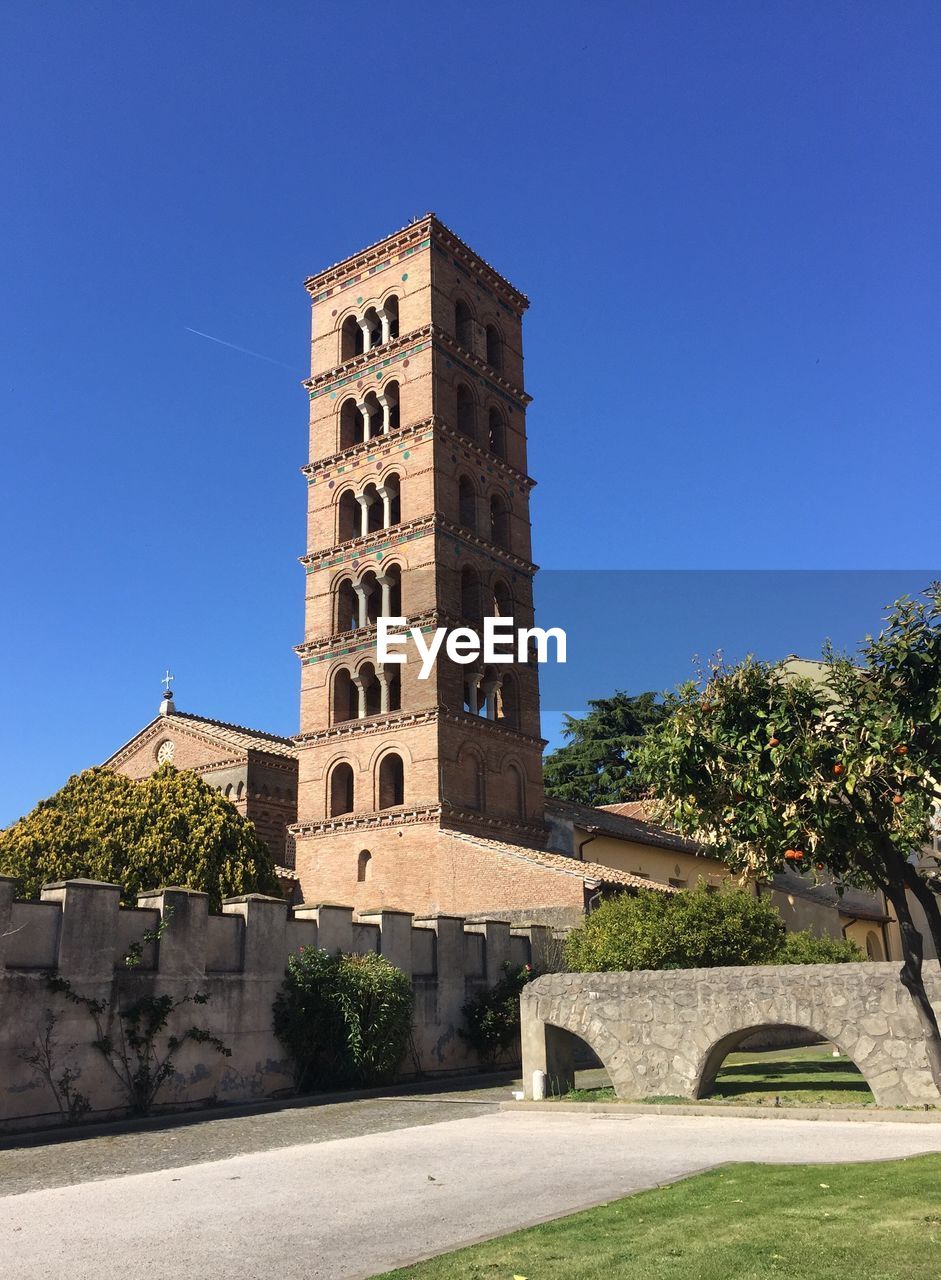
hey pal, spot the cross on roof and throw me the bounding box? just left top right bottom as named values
left=161, top=670, right=175, bottom=692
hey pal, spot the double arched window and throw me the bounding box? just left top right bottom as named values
left=327, top=751, right=406, bottom=816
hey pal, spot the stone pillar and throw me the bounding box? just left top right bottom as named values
left=377, top=572, right=396, bottom=618
left=42, top=879, right=121, bottom=983
left=356, top=400, right=371, bottom=441
left=465, top=670, right=483, bottom=714
left=0, top=876, right=15, bottom=970
left=356, top=492, right=374, bottom=537
left=377, top=668, right=391, bottom=714
left=136, top=888, right=209, bottom=980
left=377, top=307, right=391, bottom=345
left=358, top=909, right=413, bottom=977
left=480, top=675, right=500, bottom=720
left=221, top=894, right=288, bottom=980
left=354, top=583, right=369, bottom=629
left=292, top=904, right=354, bottom=954
left=351, top=672, right=367, bottom=718
left=376, top=484, right=393, bottom=526
left=520, top=991, right=576, bottom=1098
left=414, top=915, right=465, bottom=1035
left=464, top=919, right=511, bottom=985
left=377, top=394, right=391, bottom=434
left=358, top=319, right=372, bottom=353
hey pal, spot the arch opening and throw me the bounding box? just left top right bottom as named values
left=694, top=1023, right=870, bottom=1102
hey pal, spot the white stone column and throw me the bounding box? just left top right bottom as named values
left=376, top=572, right=396, bottom=617
left=356, top=492, right=374, bottom=537
left=376, top=484, right=394, bottom=528
left=354, top=583, right=368, bottom=629
left=358, top=319, right=373, bottom=353
left=377, top=394, right=391, bottom=434
left=377, top=668, right=391, bottom=714
left=465, top=670, right=484, bottom=715
left=350, top=674, right=367, bottom=719
left=358, top=401, right=375, bottom=442
left=481, top=675, right=501, bottom=720
left=377, top=307, right=391, bottom=345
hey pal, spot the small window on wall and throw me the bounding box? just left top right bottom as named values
left=357, top=850, right=372, bottom=883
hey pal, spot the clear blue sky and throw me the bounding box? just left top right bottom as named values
left=2, top=2, right=939, bottom=824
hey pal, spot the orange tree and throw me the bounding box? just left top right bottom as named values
left=636, top=584, right=941, bottom=1091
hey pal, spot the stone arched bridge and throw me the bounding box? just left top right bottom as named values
left=521, top=963, right=941, bottom=1108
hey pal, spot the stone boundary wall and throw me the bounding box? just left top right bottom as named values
left=0, top=877, right=552, bottom=1131
left=521, top=964, right=941, bottom=1108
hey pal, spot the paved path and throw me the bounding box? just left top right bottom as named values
left=2, top=1107, right=941, bottom=1279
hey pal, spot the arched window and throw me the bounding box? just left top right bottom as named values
left=381, top=562, right=402, bottom=617
left=507, top=763, right=525, bottom=818
left=459, top=750, right=484, bottom=810
left=383, top=380, right=401, bottom=431
left=357, top=850, right=372, bottom=883
left=385, top=667, right=401, bottom=712
left=381, top=472, right=401, bottom=527
left=496, top=672, right=519, bottom=729
left=361, top=483, right=383, bottom=535
left=487, top=407, right=505, bottom=459
left=336, top=578, right=359, bottom=632
left=378, top=753, right=405, bottom=809
left=489, top=493, right=510, bottom=550
left=866, top=931, right=885, bottom=960
left=340, top=315, right=360, bottom=362
left=493, top=579, right=513, bottom=619
left=329, top=762, right=354, bottom=816
left=362, top=391, right=383, bottom=440
left=458, top=475, right=477, bottom=532
left=454, top=299, right=473, bottom=349
left=333, top=667, right=358, bottom=723
left=358, top=662, right=382, bottom=717
left=360, top=570, right=380, bottom=625
left=381, top=295, right=399, bottom=342
left=339, top=398, right=359, bottom=451
left=460, top=564, right=482, bottom=625
left=485, top=324, right=502, bottom=371
left=338, top=490, right=359, bottom=543
left=362, top=307, right=381, bottom=351
left=456, top=384, right=475, bottom=440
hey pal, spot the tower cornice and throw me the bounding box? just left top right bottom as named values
left=292, top=703, right=545, bottom=750
left=301, top=414, right=536, bottom=492
left=303, top=325, right=531, bottom=408
left=299, top=512, right=538, bottom=577
left=303, top=214, right=528, bottom=312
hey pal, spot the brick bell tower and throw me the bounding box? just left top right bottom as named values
left=291, top=215, right=547, bottom=911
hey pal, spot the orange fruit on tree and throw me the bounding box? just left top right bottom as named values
left=896, top=745, right=909, bottom=756
left=832, top=763, right=844, bottom=775
left=893, top=793, right=903, bottom=805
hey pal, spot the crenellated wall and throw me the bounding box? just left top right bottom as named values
left=0, top=876, right=552, bottom=1132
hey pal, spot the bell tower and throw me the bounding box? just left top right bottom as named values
left=292, top=215, right=547, bottom=909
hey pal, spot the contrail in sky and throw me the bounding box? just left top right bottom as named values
left=184, top=326, right=293, bottom=368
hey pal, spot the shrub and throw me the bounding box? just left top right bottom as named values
left=774, top=930, right=865, bottom=964
left=564, top=885, right=786, bottom=972
left=0, top=764, right=281, bottom=909
left=460, top=962, right=538, bottom=1067
left=273, top=947, right=413, bottom=1091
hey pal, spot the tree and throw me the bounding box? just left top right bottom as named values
left=636, top=584, right=941, bottom=1091
left=564, top=885, right=786, bottom=972
left=776, top=930, right=864, bottom=964
left=0, top=764, right=282, bottom=909
left=543, top=691, right=667, bottom=806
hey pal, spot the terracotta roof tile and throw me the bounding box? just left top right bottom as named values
left=165, top=711, right=297, bottom=759
left=448, top=830, right=676, bottom=894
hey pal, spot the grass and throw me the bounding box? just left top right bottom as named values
left=374, top=1153, right=941, bottom=1279
left=560, top=1046, right=876, bottom=1108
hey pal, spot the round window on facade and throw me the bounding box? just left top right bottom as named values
left=155, top=739, right=175, bottom=765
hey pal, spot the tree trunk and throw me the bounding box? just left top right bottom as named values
left=882, top=874, right=941, bottom=1094
left=899, top=859, right=941, bottom=961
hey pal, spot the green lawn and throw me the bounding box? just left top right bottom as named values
left=561, top=1046, right=876, bottom=1108
left=374, top=1154, right=941, bottom=1279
